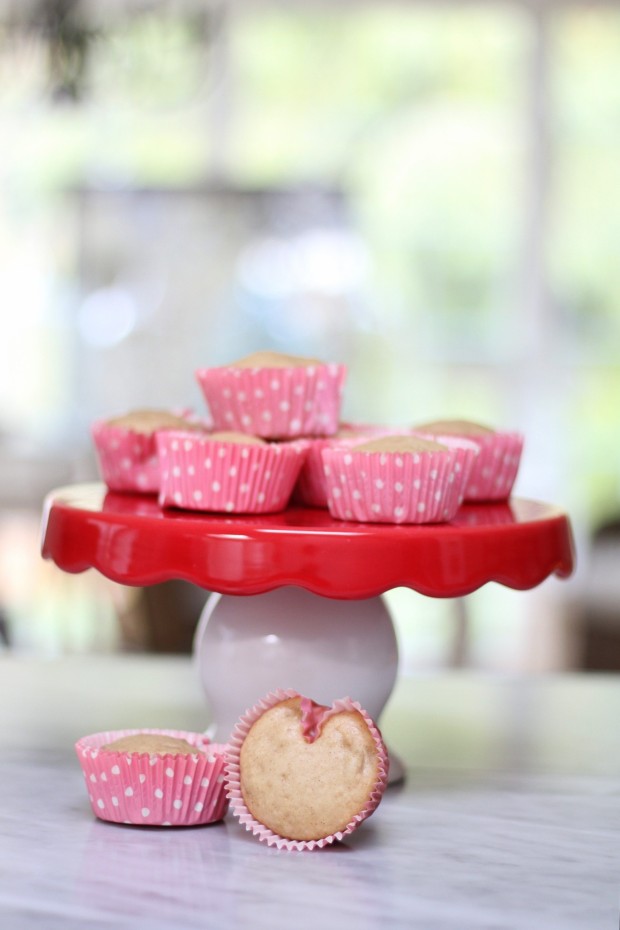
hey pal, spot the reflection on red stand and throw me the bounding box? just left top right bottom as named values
left=41, top=483, right=575, bottom=599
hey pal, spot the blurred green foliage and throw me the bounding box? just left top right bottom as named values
left=0, top=3, right=618, bottom=525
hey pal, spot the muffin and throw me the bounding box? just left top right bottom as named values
left=413, top=419, right=524, bottom=501
left=92, top=409, right=202, bottom=494
left=195, top=351, right=347, bottom=439
left=322, top=434, right=467, bottom=524
left=157, top=429, right=308, bottom=514
left=225, top=689, right=389, bottom=851
left=101, top=734, right=198, bottom=754
left=293, top=423, right=396, bottom=508
left=75, top=728, right=229, bottom=827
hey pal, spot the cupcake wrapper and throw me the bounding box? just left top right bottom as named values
left=92, top=422, right=161, bottom=494
left=157, top=431, right=307, bottom=514
left=75, top=729, right=229, bottom=827
left=322, top=446, right=465, bottom=524
left=195, top=364, right=347, bottom=439
left=462, top=432, right=523, bottom=501
left=410, top=433, right=480, bottom=511
left=294, top=425, right=398, bottom=509
left=225, top=689, right=389, bottom=851
left=92, top=412, right=205, bottom=494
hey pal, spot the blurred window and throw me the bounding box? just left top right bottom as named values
left=0, top=1, right=618, bottom=663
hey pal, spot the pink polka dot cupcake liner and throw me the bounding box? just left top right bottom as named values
left=293, top=436, right=348, bottom=508
left=75, top=729, right=229, bottom=827
left=322, top=445, right=466, bottom=524
left=294, top=424, right=398, bottom=509
left=156, top=430, right=308, bottom=514
left=195, top=363, right=347, bottom=439
left=409, top=432, right=480, bottom=512
left=91, top=421, right=163, bottom=494
left=225, top=688, right=389, bottom=852
left=462, top=431, right=523, bottom=501
left=91, top=412, right=208, bottom=495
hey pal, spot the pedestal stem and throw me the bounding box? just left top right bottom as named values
left=193, top=586, right=403, bottom=781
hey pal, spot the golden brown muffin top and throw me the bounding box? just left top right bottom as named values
left=229, top=350, right=323, bottom=369
left=352, top=435, right=448, bottom=454
left=335, top=426, right=372, bottom=438
left=208, top=431, right=266, bottom=445
left=101, top=733, right=200, bottom=754
left=105, top=410, right=199, bottom=434
left=415, top=419, right=494, bottom=436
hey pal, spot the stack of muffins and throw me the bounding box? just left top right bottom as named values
left=92, top=350, right=524, bottom=524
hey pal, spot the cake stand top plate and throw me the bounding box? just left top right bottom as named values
left=41, top=483, right=575, bottom=599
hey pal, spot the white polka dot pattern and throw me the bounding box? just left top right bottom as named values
left=293, top=424, right=397, bottom=508
left=415, top=430, right=524, bottom=501
left=91, top=421, right=162, bottom=494
left=91, top=415, right=206, bottom=495
left=75, top=728, right=229, bottom=827
left=321, top=446, right=468, bottom=524
left=463, top=432, right=523, bottom=501
left=195, top=364, right=346, bottom=439
left=225, top=688, right=390, bottom=851
left=408, top=433, right=479, bottom=510
left=157, top=431, right=308, bottom=514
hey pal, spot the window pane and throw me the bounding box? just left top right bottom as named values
left=551, top=8, right=620, bottom=360
left=232, top=6, right=526, bottom=366
left=549, top=8, right=620, bottom=521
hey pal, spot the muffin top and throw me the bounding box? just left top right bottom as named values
left=104, top=409, right=197, bottom=434
left=208, top=431, right=266, bottom=445
left=101, top=733, right=200, bottom=755
left=229, top=350, right=323, bottom=369
left=334, top=425, right=375, bottom=439
left=239, top=696, right=380, bottom=842
left=415, top=419, right=494, bottom=436
left=352, top=435, right=448, bottom=454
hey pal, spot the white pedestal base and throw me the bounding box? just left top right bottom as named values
left=193, top=586, right=404, bottom=782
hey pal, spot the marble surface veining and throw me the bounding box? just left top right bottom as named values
left=1, top=657, right=620, bottom=930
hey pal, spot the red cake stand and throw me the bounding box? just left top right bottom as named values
left=41, top=483, right=575, bottom=780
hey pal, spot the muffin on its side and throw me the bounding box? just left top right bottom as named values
left=195, top=351, right=346, bottom=439
left=225, top=689, right=389, bottom=851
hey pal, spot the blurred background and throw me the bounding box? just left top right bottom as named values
left=0, top=0, right=618, bottom=672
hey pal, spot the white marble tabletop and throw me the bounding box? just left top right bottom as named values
left=1, top=655, right=620, bottom=929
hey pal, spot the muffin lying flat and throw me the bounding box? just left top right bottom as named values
left=413, top=419, right=523, bottom=501
left=92, top=409, right=202, bottom=494
left=321, top=434, right=471, bottom=524
left=75, top=728, right=228, bottom=827
left=293, top=422, right=395, bottom=508
left=195, top=351, right=347, bottom=439
left=157, top=429, right=308, bottom=514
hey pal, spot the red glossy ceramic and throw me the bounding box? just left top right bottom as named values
left=41, top=483, right=575, bottom=599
